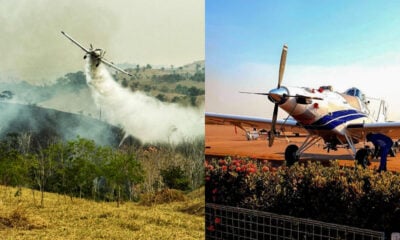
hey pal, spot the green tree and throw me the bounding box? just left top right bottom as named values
left=104, top=150, right=144, bottom=206
left=121, top=78, right=128, bottom=88
left=187, top=86, right=204, bottom=96
left=156, top=94, right=167, bottom=102
left=64, top=138, right=100, bottom=199
left=0, top=141, right=27, bottom=188
left=143, top=85, right=152, bottom=92
left=190, top=72, right=205, bottom=82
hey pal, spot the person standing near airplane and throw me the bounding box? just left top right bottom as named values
left=366, top=133, right=393, bottom=172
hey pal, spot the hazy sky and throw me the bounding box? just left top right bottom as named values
left=206, top=1, right=400, bottom=120
left=0, top=0, right=204, bottom=84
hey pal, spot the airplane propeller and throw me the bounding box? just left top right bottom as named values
left=277, top=45, right=287, bottom=88
left=239, top=91, right=323, bottom=100
left=237, top=45, right=287, bottom=146
left=239, top=45, right=322, bottom=146
left=268, top=45, right=286, bottom=146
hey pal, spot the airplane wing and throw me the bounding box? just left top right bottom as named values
left=347, top=122, right=400, bottom=140
left=206, top=112, right=308, bottom=134
left=61, top=31, right=90, bottom=53
left=100, top=58, right=132, bottom=76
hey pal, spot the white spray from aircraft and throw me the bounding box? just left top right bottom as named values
left=84, top=57, right=204, bottom=144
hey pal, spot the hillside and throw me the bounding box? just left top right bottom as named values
left=0, top=185, right=204, bottom=239
left=0, top=102, right=123, bottom=147
left=114, top=60, right=205, bottom=107
left=0, top=60, right=204, bottom=145
left=0, top=60, right=204, bottom=117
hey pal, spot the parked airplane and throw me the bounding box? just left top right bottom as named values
left=61, top=31, right=132, bottom=76
left=206, top=45, right=400, bottom=168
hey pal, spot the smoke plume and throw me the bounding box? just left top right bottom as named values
left=85, top=57, right=204, bottom=144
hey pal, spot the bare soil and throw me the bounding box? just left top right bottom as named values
left=205, top=124, right=400, bottom=171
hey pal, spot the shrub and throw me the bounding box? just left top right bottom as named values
left=160, top=166, right=191, bottom=191
left=139, top=189, right=185, bottom=206
left=205, top=157, right=400, bottom=233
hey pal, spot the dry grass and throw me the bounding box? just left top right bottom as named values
left=176, top=187, right=205, bottom=216
left=139, top=189, right=186, bottom=206
left=0, top=186, right=204, bottom=239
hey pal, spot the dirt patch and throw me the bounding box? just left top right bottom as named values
left=178, top=201, right=204, bottom=216
left=206, top=124, right=400, bottom=172
left=0, top=207, right=47, bottom=230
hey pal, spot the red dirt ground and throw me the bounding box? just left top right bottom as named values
left=205, top=124, right=400, bottom=172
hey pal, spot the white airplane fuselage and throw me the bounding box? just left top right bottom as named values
left=275, top=86, right=375, bottom=145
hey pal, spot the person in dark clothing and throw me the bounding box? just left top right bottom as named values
left=366, top=133, right=393, bottom=172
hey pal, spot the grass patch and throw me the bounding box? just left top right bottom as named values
left=177, top=187, right=205, bottom=216
left=0, top=185, right=203, bottom=239
left=139, top=189, right=186, bottom=206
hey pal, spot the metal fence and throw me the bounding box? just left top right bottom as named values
left=206, top=203, right=385, bottom=240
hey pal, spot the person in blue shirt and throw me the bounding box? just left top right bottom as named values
left=366, top=133, right=393, bottom=172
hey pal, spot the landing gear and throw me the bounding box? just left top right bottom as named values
left=355, top=147, right=373, bottom=168
left=285, top=144, right=299, bottom=166
left=283, top=135, right=321, bottom=166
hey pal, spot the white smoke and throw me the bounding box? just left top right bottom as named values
left=84, top=57, right=204, bottom=144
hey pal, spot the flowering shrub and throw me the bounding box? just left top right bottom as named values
left=205, top=157, right=400, bottom=233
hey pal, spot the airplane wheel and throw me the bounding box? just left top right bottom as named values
left=285, top=144, right=299, bottom=166
left=355, top=148, right=372, bottom=168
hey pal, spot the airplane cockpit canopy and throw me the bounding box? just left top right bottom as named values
left=344, top=87, right=365, bottom=101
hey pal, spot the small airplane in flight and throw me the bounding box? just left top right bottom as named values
left=61, top=31, right=132, bottom=76
left=206, top=45, right=400, bottom=168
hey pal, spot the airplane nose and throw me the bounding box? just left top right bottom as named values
left=268, top=87, right=289, bottom=104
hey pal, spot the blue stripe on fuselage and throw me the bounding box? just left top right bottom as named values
left=304, top=110, right=367, bottom=130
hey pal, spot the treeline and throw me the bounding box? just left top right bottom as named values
left=0, top=71, right=88, bottom=105
left=150, top=72, right=205, bottom=83
left=0, top=135, right=143, bottom=207
left=0, top=134, right=204, bottom=207
left=152, top=73, right=185, bottom=83
left=175, top=84, right=205, bottom=96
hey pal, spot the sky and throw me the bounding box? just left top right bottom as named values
left=0, top=0, right=204, bottom=84
left=206, top=1, right=400, bottom=120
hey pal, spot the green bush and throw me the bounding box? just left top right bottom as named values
left=205, top=157, right=400, bottom=233
left=160, top=166, right=190, bottom=191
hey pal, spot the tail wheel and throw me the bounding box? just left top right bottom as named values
left=355, top=148, right=373, bottom=168
left=285, top=144, right=299, bottom=166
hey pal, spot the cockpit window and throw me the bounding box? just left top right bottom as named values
left=344, top=87, right=364, bottom=100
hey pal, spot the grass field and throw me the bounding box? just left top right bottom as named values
left=0, top=186, right=204, bottom=240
